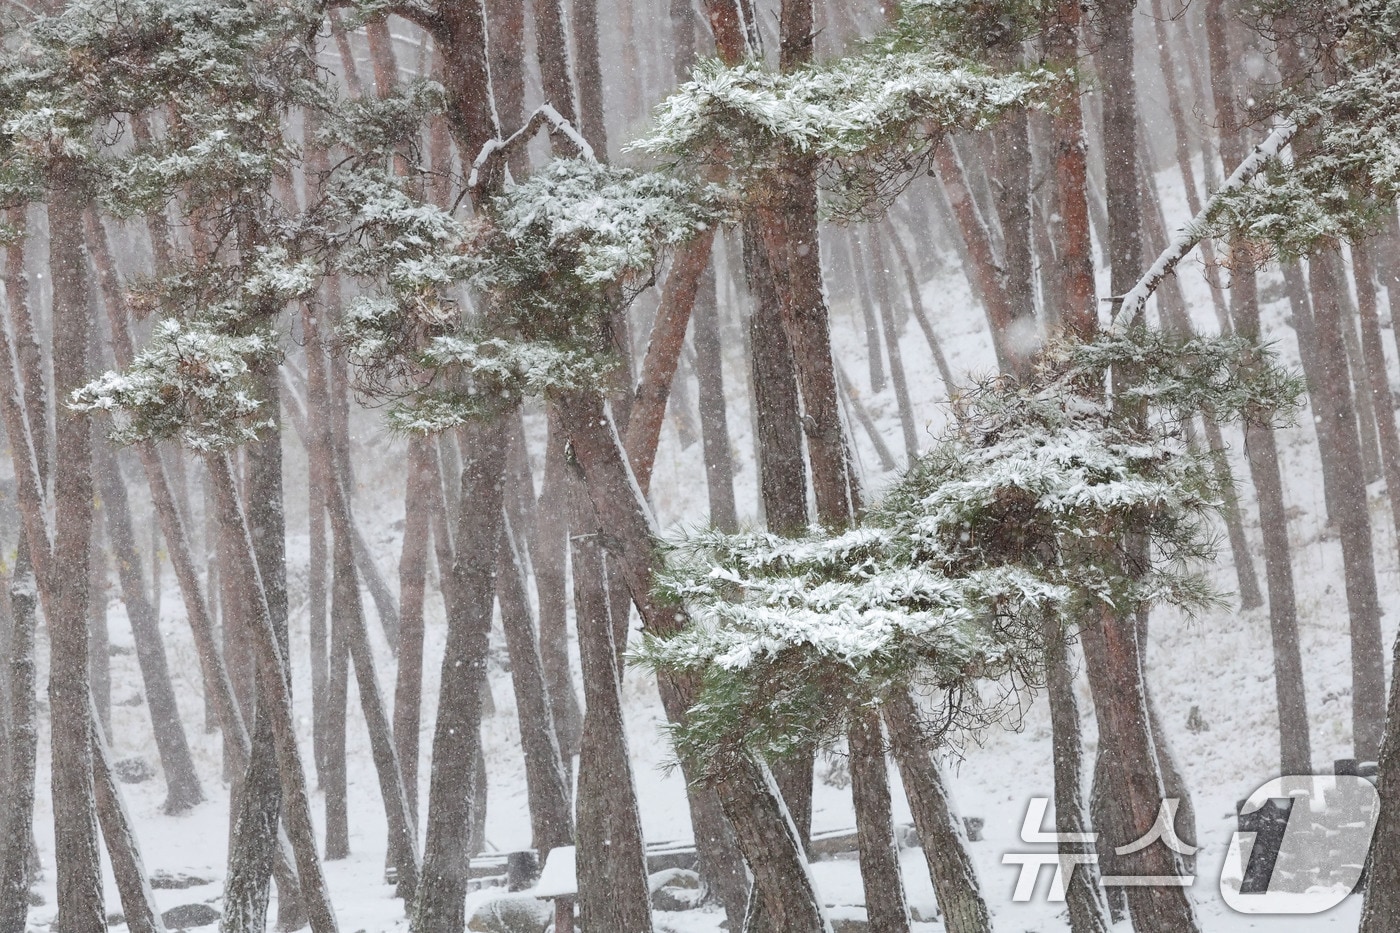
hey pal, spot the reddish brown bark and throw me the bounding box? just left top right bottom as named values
left=626, top=228, right=717, bottom=493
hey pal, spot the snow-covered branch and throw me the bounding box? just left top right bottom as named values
left=468, top=104, right=595, bottom=191
left=1110, top=119, right=1298, bottom=335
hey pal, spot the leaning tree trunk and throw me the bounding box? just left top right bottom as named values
left=570, top=480, right=654, bottom=933
left=93, top=441, right=203, bottom=814
left=206, top=452, right=339, bottom=933
left=555, top=387, right=825, bottom=933
left=326, top=470, right=420, bottom=900
left=884, top=692, right=991, bottom=933
left=411, top=414, right=511, bottom=933
left=496, top=518, right=574, bottom=859
left=92, top=721, right=167, bottom=933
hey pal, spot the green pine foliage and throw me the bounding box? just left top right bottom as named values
left=1198, top=0, right=1400, bottom=258
left=639, top=331, right=1302, bottom=774
left=632, top=2, right=1058, bottom=219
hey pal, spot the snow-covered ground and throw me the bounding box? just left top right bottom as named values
left=21, top=156, right=1400, bottom=932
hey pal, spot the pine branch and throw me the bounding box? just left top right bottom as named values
left=1110, top=119, right=1298, bottom=334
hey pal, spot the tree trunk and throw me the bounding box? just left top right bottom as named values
left=570, top=483, right=654, bottom=933
left=883, top=220, right=955, bottom=395
left=533, top=0, right=578, bottom=125
left=49, top=162, right=106, bottom=933
left=757, top=164, right=861, bottom=524
left=1310, top=251, right=1386, bottom=759
left=206, top=452, right=339, bottom=933
left=692, top=257, right=739, bottom=532
left=744, top=217, right=809, bottom=535
left=1079, top=595, right=1199, bottom=932
left=395, top=436, right=433, bottom=822
left=934, top=147, right=1018, bottom=371
left=720, top=754, right=831, bottom=933
left=849, top=232, right=887, bottom=395
left=1362, top=594, right=1400, bottom=932
left=328, top=470, right=420, bottom=900
left=848, top=709, right=910, bottom=933
left=1351, top=238, right=1400, bottom=568
left=324, top=576, right=350, bottom=860
left=555, top=387, right=819, bottom=933
left=1043, top=0, right=1096, bottom=340
left=1043, top=625, right=1111, bottom=933
left=224, top=358, right=297, bottom=933
left=884, top=693, right=991, bottom=933
left=868, top=229, right=919, bottom=462
left=572, top=0, right=608, bottom=157
left=534, top=415, right=583, bottom=761
left=93, top=442, right=203, bottom=813
left=89, top=522, right=112, bottom=739
left=92, top=725, right=167, bottom=933
left=411, top=414, right=511, bottom=933
left=626, top=230, right=718, bottom=493
left=496, top=518, right=574, bottom=859
left=0, top=566, right=38, bottom=933
left=1200, top=0, right=1310, bottom=773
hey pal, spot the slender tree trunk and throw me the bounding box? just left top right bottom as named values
left=206, top=452, right=338, bottom=933
left=1362, top=568, right=1400, bottom=931
left=534, top=416, right=583, bottom=761
left=0, top=565, right=37, bottom=933
left=883, top=220, right=955, bottom=394
left=92, top=725, right=167, bottom=933
left=848, top=709, right=910, bottom=933
left=93, top=442, right=203, bottom=813
left=224, top=358, right=297, bottom=933
left=324, top=575, right=350, bottom=860
left=1310, top=251, right=1387, bottom=759
left=1043, top=625, right=1111, bottom=933
left=849, top=232, right=887, bottom=394
left=570, top=483, right=654, bottom=933
left=1351, top=238, right=1400, bottom=566
left=395, top=437, right=433, bottom=822
left=692, top=258, right=739, bottom=531
left=868, top=229, right=920, bottom=462
left=411, top=414, right=511, bottom=933
left=1199, top=0, right=1310, bottom=772
left=497, top=516, right=574, bottom=857
left=89, top=523, right=111, bottom=739
left=556, top=387, right=821, bottom=933
left=49, top=162, right=106, bottom=933
left=934, top=147, right=1018, bottom=371
left=884, top=693, right=990, bottom=933
left=328, top=468, right=420, bottom=899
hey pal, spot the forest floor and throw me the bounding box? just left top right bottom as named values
left=18, top=164, right=1400, bottom=932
